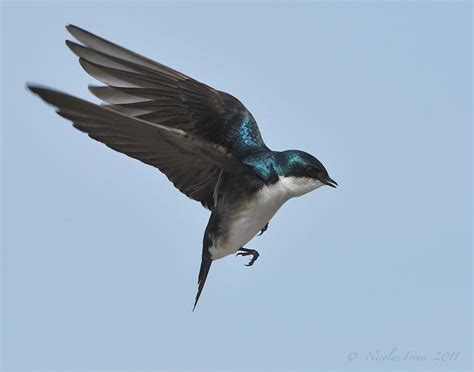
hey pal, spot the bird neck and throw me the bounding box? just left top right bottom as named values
left=242, top=151, right=293, bottom=184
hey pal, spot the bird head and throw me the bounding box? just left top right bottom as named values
left=277, top=150, right=337, bottom=197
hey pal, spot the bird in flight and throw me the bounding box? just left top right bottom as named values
left=28, top=25, right=337, bottom=310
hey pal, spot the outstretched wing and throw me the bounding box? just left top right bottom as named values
left=28, top=85, right=251, bottom=209
left=65, top=25, right=268, bottom=159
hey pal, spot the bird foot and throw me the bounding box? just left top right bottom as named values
left=257, top=222, right=269, bottom=236
left=236, top=248, right=260, bottom=266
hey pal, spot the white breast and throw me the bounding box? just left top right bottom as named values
left=209, top=176, right=323, bottom=260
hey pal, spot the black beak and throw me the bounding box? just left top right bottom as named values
left=323, top=177, right=338, bottom=188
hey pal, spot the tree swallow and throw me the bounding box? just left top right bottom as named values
left=28, top=25, right=337, bottom=310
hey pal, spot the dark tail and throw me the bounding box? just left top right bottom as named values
left=193, top=257, right=212, bottom=311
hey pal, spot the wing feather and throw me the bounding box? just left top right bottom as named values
left=31, top=25, right=269, bottom=208
left=29, top=85, right=249, bottom=209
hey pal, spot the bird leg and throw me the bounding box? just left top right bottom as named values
left=236, top=247, right=260, bottom=266
left=257, top=222, right=269, bottom=236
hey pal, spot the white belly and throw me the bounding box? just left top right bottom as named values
left=209, top=190, right=287, bottom=259
left=208, top=175, right=324, bottom=260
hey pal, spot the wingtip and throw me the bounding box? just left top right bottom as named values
left=66, top=24, right=102, bottom=42
left=65, top=24, right=78, bottom=35
left=25, top=84, right=60, bottom=109
left=25, top=84, right=56, bottom=105
left=26, top=83, right=45, bottom=95
left=25, top=84, right=77, bottom=109
left=66, top=24, right=79, bottom=33
left=66, top=24, right=91, bottom=40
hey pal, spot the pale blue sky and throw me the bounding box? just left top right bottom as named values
left=1, top=1, right=472, bottom=371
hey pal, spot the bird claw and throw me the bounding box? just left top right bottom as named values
left=236, top=248, right=260, bottom=266
left=257, top=222, right=269, bottom=236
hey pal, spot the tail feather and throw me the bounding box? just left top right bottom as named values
left=193, top=258, right=212, bottom=311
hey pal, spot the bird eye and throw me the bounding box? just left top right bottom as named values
left=317, top=170, right=327, bottom=179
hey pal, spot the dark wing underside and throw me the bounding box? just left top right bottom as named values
left=60, top=25, right=268, bottom=208
left=28, top=86, right=250, bottom=210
